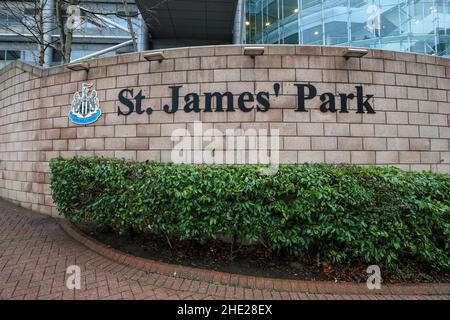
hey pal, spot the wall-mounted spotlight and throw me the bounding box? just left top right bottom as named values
left=143, top=51, right=166, bottom=62
left=243, top=46, right=265, bottom=58
left=66, top=62, right=90, bottom=71
left=343, top=48, right=369, bottom=60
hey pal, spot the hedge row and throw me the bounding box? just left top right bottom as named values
left=50, top=157, right=450, bottom=270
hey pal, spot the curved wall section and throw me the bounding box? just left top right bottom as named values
left=0, top=45, right=449, bottom=215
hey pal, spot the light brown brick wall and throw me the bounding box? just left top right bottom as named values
left=0, top=45, right=449, bottom=216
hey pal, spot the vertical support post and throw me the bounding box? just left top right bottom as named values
left=407, top=0, right=412, bottom=52
left=432, top=0, right=439, bottom=55
left=277, top=0, right=280, bottom=44
left=43, top=0, right=54, bottom=67
left=321, top=0, right=325, bottom=45
left=233, top=0, right=244, bottom=44
left=138, top=14, right=149, bottom=51
left=347, top=0, right=351, bottom=46
left=297, top=0, right=301, bottom=44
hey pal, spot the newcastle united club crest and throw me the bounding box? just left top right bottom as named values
left=68, top=82, right=101, bottom=125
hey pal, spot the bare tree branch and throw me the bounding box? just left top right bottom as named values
left=0, top=0, right=169, bottom=66
left=0, top=0, right=55, bottom=66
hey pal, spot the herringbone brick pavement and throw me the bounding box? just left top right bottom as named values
left=0, top=199, right=448, bottom=300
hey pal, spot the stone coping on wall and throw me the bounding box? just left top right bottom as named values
left=2, top=45, right=450, bottom=78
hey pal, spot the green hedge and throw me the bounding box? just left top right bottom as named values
left=50, top=157, right=450, bottom=270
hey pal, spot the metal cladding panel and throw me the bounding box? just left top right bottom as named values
left=136, top=0, right=238, bottom=41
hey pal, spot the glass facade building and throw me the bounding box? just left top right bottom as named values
left=244, top=0, right=450, bottom=57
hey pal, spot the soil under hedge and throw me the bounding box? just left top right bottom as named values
left=76, top=221, right=450, bottom=284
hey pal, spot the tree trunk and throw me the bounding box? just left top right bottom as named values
left=64, top=0, right=77, bottom=63
left=55, top=0, right=77, bottom=64
left=38, top=3, right=45, bottom=66
left=39, top=44, right=45, bottom=66
left=65, top=30, right=73, bottom=63
left=55, top=0, right=67, bottom=63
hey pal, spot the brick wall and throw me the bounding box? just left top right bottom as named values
left=0, top=45, right=449, bottom=216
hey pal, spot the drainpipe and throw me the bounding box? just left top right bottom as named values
left=43, top=0, right=54, bottom=67
left=233, top=0, right=244, bottom=44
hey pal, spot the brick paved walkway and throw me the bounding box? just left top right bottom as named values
left=0, top=199, right=449, bottom=300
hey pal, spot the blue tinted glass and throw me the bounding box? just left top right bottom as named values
left=6, top=51, right=20, bottom=60
left=245, top=0, right=450, bottom=57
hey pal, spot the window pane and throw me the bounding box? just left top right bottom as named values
left=6, top=50, right=20, bottom=60
left=244, top=0, right=450, bottom=56
left=284, top=32, right=299, bottom=44
left=283, top=0, right=298, bottom=19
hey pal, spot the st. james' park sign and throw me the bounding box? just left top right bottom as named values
left=118, top=83, right=376, bottom=116
left=69, top=82, right=375, bottom=125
